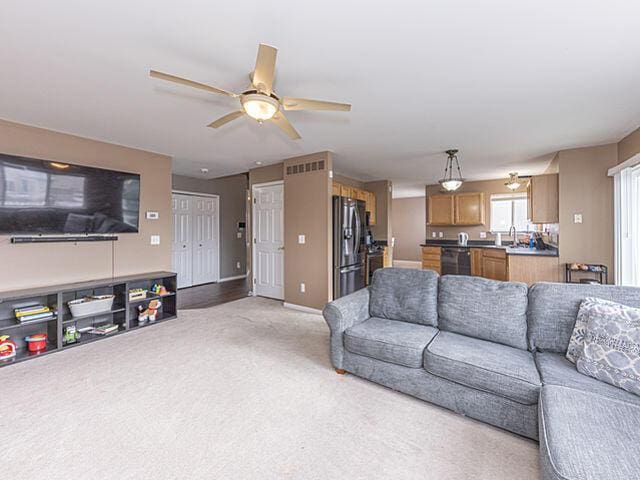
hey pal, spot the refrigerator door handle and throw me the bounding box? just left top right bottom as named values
left=354, top=206, right=361, bottom=257
left=340, top=265, right=363, bottom=274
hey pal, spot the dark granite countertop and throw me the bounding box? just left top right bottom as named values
left=420, top=240, right=559, bottom=257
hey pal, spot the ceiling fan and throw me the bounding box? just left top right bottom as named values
left=149, top=43, right=351, bottom=140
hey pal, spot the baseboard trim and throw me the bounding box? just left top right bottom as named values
left=392, top=260, right=422, bottom=269
left=283, top=302, right=323, bottom=315
left=219, top=274, right=247, bottom=283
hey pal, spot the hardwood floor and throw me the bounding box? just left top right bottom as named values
left=177, top=277, right=250, bottom=310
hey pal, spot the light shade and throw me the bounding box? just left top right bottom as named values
left=241, top=93, right=279, bottom=121
left=505, top=172, right=522, bottom=190
left=440, top=179, right=463, bottom=191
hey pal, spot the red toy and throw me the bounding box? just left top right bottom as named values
left=0, top=335, right=17, bottom=359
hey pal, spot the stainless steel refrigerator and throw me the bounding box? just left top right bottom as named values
left=333, top=196, right=367, bottom=299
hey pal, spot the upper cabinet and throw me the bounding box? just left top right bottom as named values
left=527, top=174, right=559, bottom=224
left=333, top=182, right=377, bottom=225
left=427, top=192, right=485, bottom=226
left=454, top=192, right=485, bottom=225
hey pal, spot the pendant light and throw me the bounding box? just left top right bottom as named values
left=439, top=149, right=465, bottom=192
left=505, top=172, right=522, bottom=191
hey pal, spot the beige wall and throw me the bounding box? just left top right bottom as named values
left=333, top=174, right=364, bottom=190
left=425, top=179, right=528, bottom=241
left=391, top=197, right=425, bottom=261
left=0, top=119, right=172, bottom=291
left=249, top=163, right=284, bottom=186
left=557, top=143, right=618, bottom=282
left=172, top=173, right=249, bottom=279
left=283, top=152, right=332, bottom=310
left=618, top=126, right=640, bottom=164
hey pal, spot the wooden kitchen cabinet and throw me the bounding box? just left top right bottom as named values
left=470, top=248, right=484, bottom=276
left=508, top=255, right=560, bottom=285
left=427, top=192, right=484, bottom=226
left=427, top=194, right=455, bottom=225
left=421, top=246, right=441, bottom=274
left=455, top=192, right=485, bottom=225
left=333, top=182, right=377, bottom=225
left=481, top=249, right=508, bottom=281
left=527, top=174, right=559, bottom=224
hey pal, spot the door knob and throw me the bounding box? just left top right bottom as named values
left=278, top=246, right=285, bottom=250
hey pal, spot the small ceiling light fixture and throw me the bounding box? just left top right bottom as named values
left=439, top=149, right=465, bottom=192
left=505, top=172, right=522, bottom=191
left=200, top=168, right=209, bottom=174
left=241, top=93, right=280, bottom=122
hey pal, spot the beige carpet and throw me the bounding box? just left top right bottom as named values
left=0, top=297, right=540, bottom=479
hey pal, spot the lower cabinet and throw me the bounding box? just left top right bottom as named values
left=421, top=246, right=441, bottom=274
left=470, top=248, right=483, bottom=276
left=481, top=249, right=509, bottom=281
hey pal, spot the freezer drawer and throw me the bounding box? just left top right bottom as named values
left=334, top=264, right=366, bottom=299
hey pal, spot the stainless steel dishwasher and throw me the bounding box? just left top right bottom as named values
left=441, top=247, right=472, bottom=276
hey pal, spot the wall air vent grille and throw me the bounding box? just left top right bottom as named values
left=285, top=160, right=325, bottom=176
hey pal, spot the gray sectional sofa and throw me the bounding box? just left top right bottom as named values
left=323, top=268, right=640, bottom=480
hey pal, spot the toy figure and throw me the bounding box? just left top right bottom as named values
left=63, top=325, right=81, bottom=345
left=0, top=335, right=17, bottom=360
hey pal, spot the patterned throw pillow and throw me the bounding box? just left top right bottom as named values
left=574, top=298, right=640, bottom=397
left=566, top=297, right=608, bottom=363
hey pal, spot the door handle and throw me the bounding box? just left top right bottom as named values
left=278, top=246, right=285, bottom=250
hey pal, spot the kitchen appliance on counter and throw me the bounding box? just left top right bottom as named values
left=333, top=196, right=367, bottom=299
left=441, top=247, right=471, bottom=276
left=457, top=232, right=469, bottom=246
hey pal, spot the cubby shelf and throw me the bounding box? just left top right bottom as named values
left=0, top=271, right=177, bottom=368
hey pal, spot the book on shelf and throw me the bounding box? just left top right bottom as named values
left=15, top=305, right=51, bottom=318
left=90, top=324, right=119, bottom=335
left=18, top=311, right=55, bottom=323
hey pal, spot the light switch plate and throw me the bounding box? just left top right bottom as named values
left=298, top=234, right=306, bottom=244
left=479, top=232, right=487, bottom=239
left=146, top=211, right=159, bottom=220
left=236, top=261, right=241, bottom=269
left=574, top=213, right=583, bottom=224
left=438, top=232, right=444, bottom=238
left=432, top=232, right=437, bottom=238
left=300, top=283, right=306, bottom=293
left=237, top=232, right=242, bottom=238
left=150, top=235, right=160, bottom=245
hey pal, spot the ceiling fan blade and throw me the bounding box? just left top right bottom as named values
left=271, top=112, right=301, bottom=140
left=150, top=70, right=238, bottom=98
left=282, top=96, right=351, bottom=111
left=251, top=44, right=277, bottom=94
left=207, top=111, right=245, bottom=128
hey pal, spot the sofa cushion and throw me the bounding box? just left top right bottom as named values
left=344, top=317, right=438, bottom=368
left=423, top=331, right=541, bottom=405
left=528, top=282, right=640, bottom=353
left=539, top=385, right=640, bottom=480
left=438, top=275, right=529, bottom=350
left=535, top=352, right=640, bottom=406
left=369, top=268, right=439, bottom=326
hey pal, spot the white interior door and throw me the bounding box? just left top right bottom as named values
left=253, top=183, right=284, bottom=299
left=172, top=194, right=193, bottom=288
left=192, top=196, right=219, bottom=286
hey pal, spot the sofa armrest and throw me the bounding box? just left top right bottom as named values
left=322, top=287, right=371, bottom=369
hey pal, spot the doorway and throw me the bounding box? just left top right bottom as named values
left=252, top=182, right=284, bottom=300
left=172, top=192, right=220, bottom=288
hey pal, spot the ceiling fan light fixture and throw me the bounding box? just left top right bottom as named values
left=505, top=172, right=522, bottom=191
left=241, top=93, right=279, bottom=121
left=438, top=149, right=465, bottom=192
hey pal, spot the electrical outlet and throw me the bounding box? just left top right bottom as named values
left=574, top=213, right=583, bottom=224
left=146, top=211, right=159, bottom=220
left=237, top=231, right=242, bottom=239
left=300, top=283, right=306, bottom=293
left=236, top=261, right=241, bottom=269
left=431, top=232, right=437, bottom=238
left=298, top=234, right=306, bottom=244
left=480, top=232, right=487, bottom=239
left=150, top=235, right=160, bottom=245
left=438, top=232, right=444, bottom=238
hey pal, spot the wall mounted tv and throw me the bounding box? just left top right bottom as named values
left=0, top=153, right=140, bottom=234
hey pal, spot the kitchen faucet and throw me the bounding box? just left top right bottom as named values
left=508, top=225, right=518, bottom=247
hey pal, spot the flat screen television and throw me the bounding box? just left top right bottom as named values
left=0, top=153, right=140, bottom=234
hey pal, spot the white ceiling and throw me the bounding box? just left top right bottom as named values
left=1, top=1, right=639, bottom=198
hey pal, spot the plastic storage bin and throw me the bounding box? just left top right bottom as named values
left=68, top=295, right=115, bottom=318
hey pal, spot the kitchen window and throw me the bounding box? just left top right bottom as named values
left=490, top=193, right=533, bottom=233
